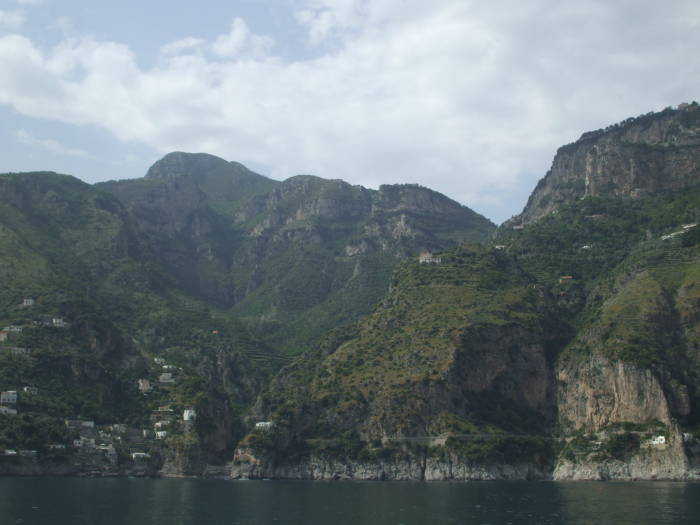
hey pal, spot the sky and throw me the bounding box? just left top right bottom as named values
left=0, top=1, right=698, bottom=223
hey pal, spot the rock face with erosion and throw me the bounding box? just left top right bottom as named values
left=516, top=104, right=700, bottom=224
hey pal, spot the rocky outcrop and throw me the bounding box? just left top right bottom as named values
left=553, top=432, right=694, bottom=481
left=515, top=104, right=700, bottom=224
left=555, top=355, right=695, bottom=480
left=557, top=356, right=673, bottom=431
left=230, top=449, right=547, bottom=481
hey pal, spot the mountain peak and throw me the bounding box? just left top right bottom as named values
left=145, top=152, right=229, bottom=179
left=513, top=103, right=700, bottom=225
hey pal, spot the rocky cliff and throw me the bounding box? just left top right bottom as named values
left=515, top=103, right=700, bottom=225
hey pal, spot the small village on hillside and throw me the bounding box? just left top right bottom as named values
left=0, top=297, right=200, bottom=474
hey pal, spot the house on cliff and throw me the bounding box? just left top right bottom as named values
left=418, top=251, right=442, bottom=264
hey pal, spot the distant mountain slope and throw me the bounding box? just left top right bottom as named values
left=0, top=171, right=276, bottom=469
left=235, top=106, right=700, bottom=481
left=98, top=153, right=495, bottom=352
left=514, top=103, right=700, bottom=225
left=238, top=184, right=700, bottom=480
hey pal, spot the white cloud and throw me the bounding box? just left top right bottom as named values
left=0, top=9, right=24, bottom=31
left=211, top=17, right=274, bottom=58
left=15, top=128, right=91, bottom=158
left=0, top=1, right=699, bottom=222
left=159, top=37, right=204, bottom=58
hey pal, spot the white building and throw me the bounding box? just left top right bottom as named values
left=0, top=391, right=18, bottom=404
left=131, top=452, right=150, bottom=460
left=110, top=424, right=128, bottom=434
left=137, top=379, right=152, bottom=393
left=154, top=421, right=169, bottom=430
left=255, top=421, right=275, bottom=431
left=183, top=409, right=197, bottom=421
left=154, top=358, right=166, bottom=365
left=65, top=419, right=95, bottom=430
left=22, top=298, right=35, bottom=307
left=23, top=386, right=38, bottom=395
left=0, top=406, right=17, bottom=416
left=418, top=252, right=442, bottom=264
left=159, top=373, right=175, bottom=384
left=643, top=435, right=668, bottom=448
left=155, top=431, right=168, bottom=440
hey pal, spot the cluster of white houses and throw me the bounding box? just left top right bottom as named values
left=144, top=408, right=197, bottom=441
left=1, top=306, right=69, bottom=343
left=137, top=357, right=184, bottom=390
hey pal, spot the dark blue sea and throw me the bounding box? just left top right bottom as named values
left=1, top=478, right=699, bottom=524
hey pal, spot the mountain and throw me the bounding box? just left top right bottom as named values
left=0, top=171, right=281, bottom=473
left=235, top=104, right=700, bottom=481
left=514, top=102, right=700, bottom=225
left=0, top=157, right=493, bottom=475
left=3, top=105, right=700, bottom=481
left=98, top=153, right=495, bottom=352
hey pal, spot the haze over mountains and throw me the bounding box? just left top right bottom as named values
left=1, top=103, right=700, bottom=480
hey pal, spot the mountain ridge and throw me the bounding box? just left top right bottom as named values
left=3, top=105, right=700, bottom=480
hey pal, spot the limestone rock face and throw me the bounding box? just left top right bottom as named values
left=516, top=105, right=700, bottom=224
left=554, top=356, right=693, bottom=480
left=557, top=356, right=672, bottom=432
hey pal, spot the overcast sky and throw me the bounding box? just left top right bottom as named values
left=0, top=0, right=698, bottom=223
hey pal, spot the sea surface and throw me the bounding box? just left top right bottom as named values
left=0, top=478, right=699, bottom=525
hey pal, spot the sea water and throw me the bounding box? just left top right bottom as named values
left=0, top=478, right=699, bottom=524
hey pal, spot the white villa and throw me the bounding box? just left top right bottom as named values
left=0, top=391, right=18, bottom=404
left=418, top=251, right=442, bottom=264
